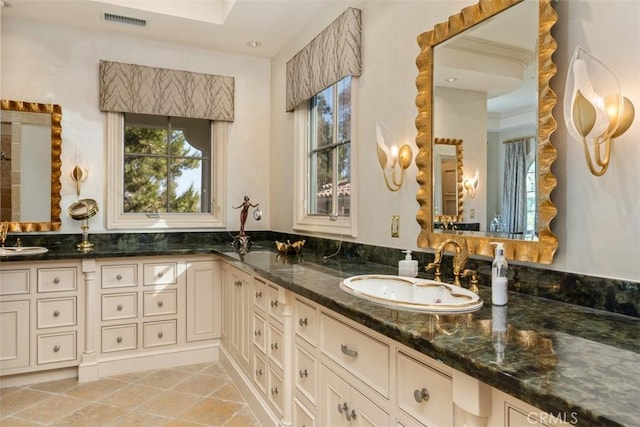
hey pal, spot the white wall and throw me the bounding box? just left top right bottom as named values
left=2, top=1, right=638, bottom=282
left=270, top=0, right=640, bottom=282
left=1, top=16, right=272, bottom=234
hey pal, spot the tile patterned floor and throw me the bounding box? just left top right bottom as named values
left=0, top=362, right=262, bottom=426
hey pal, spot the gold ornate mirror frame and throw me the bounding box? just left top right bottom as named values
left=415, top=0, right=558, bottom=263
left=1, top=100, right=62, bottom=232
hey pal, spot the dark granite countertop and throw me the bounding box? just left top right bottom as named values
left=2, top=240, right=638, bottom=426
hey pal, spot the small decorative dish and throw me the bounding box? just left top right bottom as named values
left=275, top=240, right=305, bottom=254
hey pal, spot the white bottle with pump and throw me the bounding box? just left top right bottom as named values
left=490, top=242, right=509, bottom=305
left=399, top=250, right=418, bottom=277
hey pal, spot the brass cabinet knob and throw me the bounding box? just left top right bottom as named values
left=117, top=304, right=123, bottom=311
left=116, top=274, right=123, bottom=280
left=157, top=300, right=164, bottom=307
left=158, top=331, right=164, bottom=339
left=117, top=336, right=123, bottom=343
left=53, top=277, right=60, bottom=284
left=53, top=310, right=60, bottom=317
left=53, top=345, right=61, bottom=352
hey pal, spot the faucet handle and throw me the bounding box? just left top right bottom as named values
left=462, top=269, right=479, bottom=293
left=425, top=262, right=441, bottom=282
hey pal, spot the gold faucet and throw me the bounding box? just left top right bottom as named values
left=0, top=222, right=8, bottom=247
left=425, top=238, right=470, bottom=287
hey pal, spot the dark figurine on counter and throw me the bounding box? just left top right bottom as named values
left=232, top=195, right=261, bottom=250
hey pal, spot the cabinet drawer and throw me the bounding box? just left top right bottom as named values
left=102, top=293, right=137, bottom=321
left=143, top=289, right=177, bottom=316
left=295, top=298, right=317, bottom=346
left=268, top=323, right=284, bottom=370
left=37, top=297, right=76, bottom=328
left=294, top=398, right=315, bottom=427
left=37, top=332, right=76, bottom=364
left=253, top=278, right=268, bottom=312
left=37, top=268, right=76, bottom=292
left=143, top=263, right=177, bottom=286
left=397, top=352, right=453, bottom=427
left=268, top=285, right=283, bottom=323
left=253, top=313, right=267, bottom=354
left=101, top=264, right=137, bottom=288
left=143, top=320, right=177, bottom=348
left=0, top=269, right=30, bottom=295
left=268, top=367, right=284, bottom=417
left=320, top=313, right=390, bottom=397
left=253, top=352, right=267, bottom=394
left=295, top=344, right=317, bottom=405
left=102, top=324, right=137, bottom=353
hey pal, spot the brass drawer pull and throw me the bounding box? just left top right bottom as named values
left=117, top=336, right=123, bottom=343
left=255, top=368, right=263, bottom=376
left=271, top=342, right=279, bottom=351
left=299, top=317, right=308, bottom=326
left=340, top=344, right=358, bottom=358
left=270, top=300, right=278, bottom=308
left=271, top=387, right=278, bottom=395
left=53, top=310, right=61, bottom=317
left=235, top=280, right=242, bottom=287
left=414, top=388, right=430, bottom=403
left=299, top=369, right=308, bottom=378
left=254, top=329, right=262, bottom=337
left=157, top=331, right=164, bottom=339
left=157, top=300, right=164, bottom=307
left=255, top=291, right=263, bottom=298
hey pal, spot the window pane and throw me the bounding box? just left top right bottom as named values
left=123, top=155, right=168, bottom=213
left=311, top=86, right=333, bottom=149
left=337, top=143, right=351, bottom=216
left=124, top=113, right=170, bottom=155
left=337, top=76, right=351, bottom=144
left=123, top=114, right=212, bottom=214
left=309, top=149, right=333, bottom=215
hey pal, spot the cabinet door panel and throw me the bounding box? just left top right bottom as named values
left=186, top=261, right=221, bottom=342
left=0, top=300, right=30, bottom=370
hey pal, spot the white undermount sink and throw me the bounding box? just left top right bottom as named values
left=0, top=246, right=49, bottom=256
left=340, top=274, right=483, bottom=313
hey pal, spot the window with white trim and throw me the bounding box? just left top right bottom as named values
left=293, top=76, right=357, bottom=237
left=106, top=112, right=227, bottom=229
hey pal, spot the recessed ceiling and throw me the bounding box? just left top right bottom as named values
left=0, top=0, right=330, bottom=58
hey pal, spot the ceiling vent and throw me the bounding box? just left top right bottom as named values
left=103, top=13, right=147, bottom=27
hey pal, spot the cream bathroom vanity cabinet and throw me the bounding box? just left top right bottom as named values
left=1, top=261, right=82, bottom=377
left=1, top=255, right=222, bottom=386
left=220, top=263, right=559, bottom=427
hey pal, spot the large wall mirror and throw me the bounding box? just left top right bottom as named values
left=0, top=100, right=62, bottom=232
left=415, top=0, right=558, bottom=263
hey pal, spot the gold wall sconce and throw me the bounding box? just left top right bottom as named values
left=463, top=169, right=479, bottom=199
left=70, top=149, right=89, bottom=196
left=564, top=46, right=635, bottom=176
left=375, top=119, right=413, bottom=191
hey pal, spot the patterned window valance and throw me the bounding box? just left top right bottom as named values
left=99, top=60, right=234, bottom=121
left=285, top=7, right=362, bottom=112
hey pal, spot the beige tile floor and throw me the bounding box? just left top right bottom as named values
left=0, top=362, right=262, bottom=426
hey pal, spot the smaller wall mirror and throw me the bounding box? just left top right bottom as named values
left=433, top=137, right=464, bottom=222
left=1, top=100, right=62, bottom=232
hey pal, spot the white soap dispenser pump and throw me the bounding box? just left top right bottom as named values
left=490, top=242, right=509, bottom=305
left=399, top=250, right=418, bottom=277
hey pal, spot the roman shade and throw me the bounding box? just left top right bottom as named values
left=99, top=60, right=234, bottom=121
left=285, top=7, right=362, bottom=112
